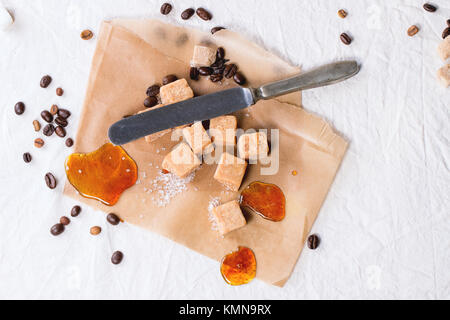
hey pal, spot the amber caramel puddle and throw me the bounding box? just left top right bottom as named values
left=220, top=246, right=256, bottom=286
left=65, top=143, right=138, bottom=206
left=240, top=181, right=286, bottom=222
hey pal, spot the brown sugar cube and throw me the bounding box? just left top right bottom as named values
left=162, top=143, right=201, bottom=178
left=209, top=115, right=237, bottom=146
left=212, top=200, right=246, bottom=235
left=182, top=121, right=214, bottom=155
left=213, top=152, right=247, bottom=191
left=438, top=36, right=450, bottom=61
left=160, top=78, right=194, bottom=105
left=437, top=64, right=450, bottom=88
left=237, top=132, right=269, bottom=160
left=191, top=45, right=216, bottom=67
left=137, top=105, right=172, bottom=143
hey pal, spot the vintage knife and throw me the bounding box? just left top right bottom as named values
left=108, top=60, right=359, bottom=145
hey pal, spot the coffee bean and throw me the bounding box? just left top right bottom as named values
left=211, top=58, right=228, bottom=69
left=146, top=84, right=160, bottom=97
left=50, top=223, right=64, bottom=236
left=212, top=66, right=225, bottom=75
left=181, top=8, right=195, bottom=20
left=41, top=110, right=53, bottom=123
left=160, top=3, right=172, bottom=15
left=43, top=124, right=55, bottom=136
left=407, top=25, right=419, bottom=36
left=23, top=152, right=32, bottom=163
left=198, top=66, right=213, bottom=76
left=90, top=226, right=101, bottom=235
left=210, top=74, right=223, bottom=82
left=196, top=8, right=212, bottom=21
left=423, top=3, right=437, bottom=12
left=190, top=67, right=199, bottom=81
left=45, top=172, right=57, bottom=189
left=50, top=104, right=58, bottom=115
left=80, top=29, right=93, bottom=40
left=34, top=138, right=44, bottom=148
left=33, top=120, right=41, bottom=132
left=443, top=27, right=450, bottom=39
left=40, top=75, right=52, bottom=88
left=60, top=216, right=70, bottom=225
left=233, top=72, right=247, bottom=85
left=340, top=32, right=352, bottom=44
left=216, top=47, right=225, bottom=60
left=55, top=126, right=66, bottom=138
left=65, top=138, right=74, bottom=147
left=56, top=87, right=64, bottom=96
left=224, top=64, right=238, bottom=78
left=307, top=234, right=320, bottom=249
left=55, top=116, right=68, bottom=127
left=107, top=213, right=121, bottom=226
left=111, top=251, right=123, bottom=265
left=211, top=26, right=225, bottom=34
left=338, top=9, right=347, bottom=18
left=144, top=96, right=158, bottom=108
left=14, top=102, right=25, bottom=115
left=162, top=74, right=178, bottom=85
left=57, top=108, right=71, bottom=119
left=71, top=205, right=81, bottom=217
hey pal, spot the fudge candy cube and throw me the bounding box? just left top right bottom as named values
left=212, top=200, right=246, bottom=235
left=437, top=64, right=450, bottom=88
left=160, top=79, right=194, bottom=105
left=182, top=121, right=214, bottom=155
left=137, top=105, right=172, bottom=143
left=213, top=152, right=247, bottom=191
left=191, top=45, right=216, bottom=67
left=438, top=36, right=450, bottom=61
left=237, top=132, right=269, bottom=160
left=162, top=143, right=201, bottom=178
left=210, top=115, right=237, bottom=146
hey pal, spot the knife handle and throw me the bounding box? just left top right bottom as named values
left=253, top=60, right=360, bottom=101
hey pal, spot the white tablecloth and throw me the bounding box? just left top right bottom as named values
left=0, top=0, right=449, bottom=299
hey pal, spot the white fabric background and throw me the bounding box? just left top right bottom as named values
left=0, top=0, right=449, bottom=299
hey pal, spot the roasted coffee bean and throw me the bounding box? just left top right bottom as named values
left=224, top=64, right=238, bottom=78
left=211, top=26, right=225, bottom=34
left=407, top=25, right=419, bottom=36
left=181, top=8, right=195, bottom=20
left=210, top=74, right=223, bottom=82
left=71, top=205, right=81, bottom=217
left=443, top=27, right=450, bottom=39
left=190, top=67, right=199, bottom=80
left=338, top=9, right=347, bottom=18
left=196, top=8, right=212, bottom=21
left=111, top=251, right=124, bottom=265
left=146, top=84, right=160, bottom=97
left=90, top=226, right=101, bottom=235
left=57, top=108, right=71, bottom=119
left=198, top=66, right=213, bottom=76
left=144, top=96, right=158, bottom=108
left=160, top=3, right=172, bottom=15
left=423, top=3, right=437, bottom=12
left=33, top=120, right=41, bottom=132
left=41, top=110, right=53, bottom=123
left=23, top=152, right=32, bottom=163
left=55, top=126, right=66, bottom=138
left=60, top=216, right=70, bottom=226
left=34, top=138, right=44, bottom=148
left=40, top=75, right=52, bottom=88
left=162, top=74, right=178, bottom=85
left=211, top=58, right=228, bottom=69
left=45, top=172, right=57, bottom=189
left=14, top=102, right=25, bottom=115
left=56, top=87, right=64, bottom=96
left=80, top=29, right=93, bottom=40
left=307, top=234, right=320, bottom=249
left=55, top=116, right=68, bottom=127
left=216, top=47, right=225, bottom=60
left=65, top=138, right=74, bottom=147
left=50, top=104, right=58, bottom=115
left=107, top=213, right=121, bottom=226
left=233, top=72, right=246, bottom=85
left=212, top=66, right=225, bottom=75
left=340, top=32, right=352, bottom=44
left=43, top=124, right=55, bottom=136
left=50, top=223, right=64, bottom=236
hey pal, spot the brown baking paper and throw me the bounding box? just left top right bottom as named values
left=64, top=19, right=348, bottom=287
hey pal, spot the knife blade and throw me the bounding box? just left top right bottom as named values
left=108, top=60, right=359, bottom=145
